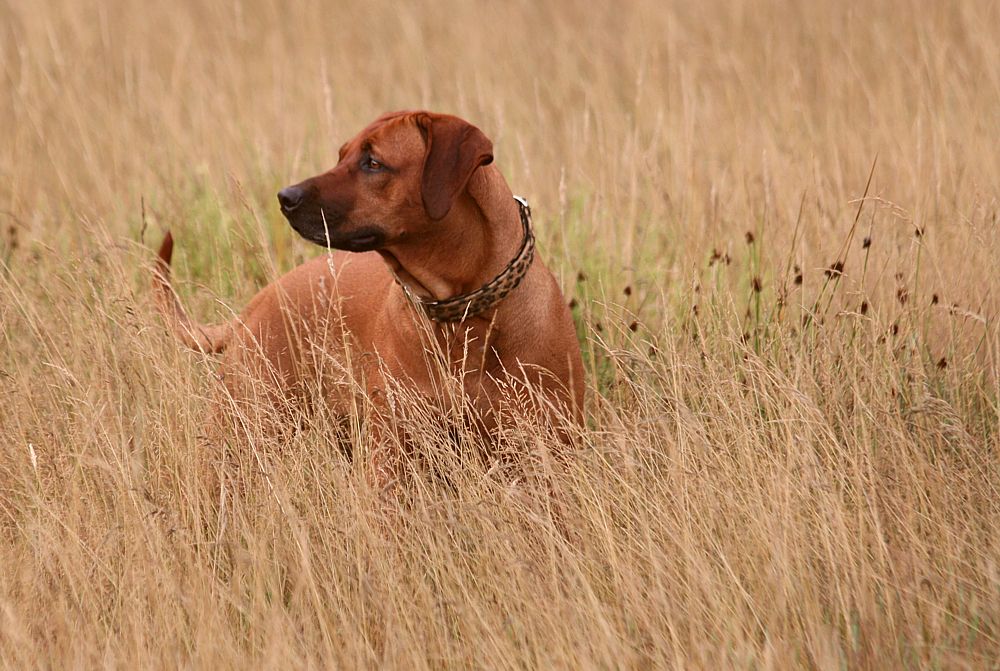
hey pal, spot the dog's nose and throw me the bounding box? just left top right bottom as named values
left=277, top=186, right=305, bottom=212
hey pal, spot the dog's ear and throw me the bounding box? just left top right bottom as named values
left=416, top=114, right=494, bottom=220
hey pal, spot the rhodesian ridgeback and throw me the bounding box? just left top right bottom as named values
left=153, top=110, right=584, bottom=471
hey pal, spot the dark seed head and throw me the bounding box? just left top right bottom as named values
left=723, top=253, right=732, bottom=266
left=628, top=320, right=638, bottom=332
left=915, top=226, right=924, bottom=238
left=577, top=271, right=587, bottom=282
left=937, top=357, right=947, bottom=369
left=745, top=231, right=755, bottom=244
left=595, top=322, right=603, bottom=332
left=751, top=276, right=762, bottom=293
left=568, top=298, right=578, bottom=309
left=862, top=236, right=871, bottom=249
left=623, top=286, right=632, bottom=296
left=931, top=293, right=939, bottom=305
left=860, top=301, right=869, bottom=315
left=891, top=322, right=899, bottom=336
left=896, top=287, right=908, bottom=305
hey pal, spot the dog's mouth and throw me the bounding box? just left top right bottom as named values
left=291, top=219, right=386, bottom=252
left=279, top=191, right=387, bottom=252
left=339, top=229, right=384, bottom=252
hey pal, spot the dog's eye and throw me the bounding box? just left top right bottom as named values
left=363, top=157, right=383, bottom=172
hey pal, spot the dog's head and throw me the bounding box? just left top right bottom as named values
left=278, top=111, right=494, bottom=251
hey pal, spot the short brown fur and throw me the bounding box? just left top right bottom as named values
left=153, top=111, right=585, bottom=477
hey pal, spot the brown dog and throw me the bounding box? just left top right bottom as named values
left=154, top=111, right=584, bottom=468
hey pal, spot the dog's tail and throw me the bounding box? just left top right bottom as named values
left=152, top=232, right=234, bottom=354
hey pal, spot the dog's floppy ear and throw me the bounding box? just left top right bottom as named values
left=416, top=113, right=494, bottom=220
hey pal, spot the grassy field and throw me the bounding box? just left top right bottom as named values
left=2, top=0, right=999, bottom=667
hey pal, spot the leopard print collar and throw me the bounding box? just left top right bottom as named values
left=395, top=196, right=535, bottom=322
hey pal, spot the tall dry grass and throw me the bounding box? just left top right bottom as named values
left=2, top=0, right=999, bottom=667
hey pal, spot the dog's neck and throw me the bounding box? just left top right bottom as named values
left=378, top=165, right=524, bottom=304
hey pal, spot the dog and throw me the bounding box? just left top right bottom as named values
left=153, top=111, right=584, bottom=478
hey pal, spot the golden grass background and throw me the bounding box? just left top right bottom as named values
left=2, top=0, right=999, bottom=667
